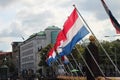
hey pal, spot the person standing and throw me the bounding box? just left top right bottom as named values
left=85, top=35, right=102, bottom=80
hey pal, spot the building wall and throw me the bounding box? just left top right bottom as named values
left=11, top=42, right=22, bottom=73
left=45, top=28, right=60, bottom=44
left=51, top=31, right=59, bottom=44
left=19, top=26, right=60, bottom=73
left=20, top=35, right=47, bottom=72
left=20, top=40, right=34, bottom=71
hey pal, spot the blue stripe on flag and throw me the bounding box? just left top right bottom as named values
left=59, top=26, right=89, bottom=56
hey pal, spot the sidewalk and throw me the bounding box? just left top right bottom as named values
left=57, top=76, right=120, bottom=80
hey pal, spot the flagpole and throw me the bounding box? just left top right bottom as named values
left=56, top=60, right=70, bottom=76
left=66, top=63, right=74, bottom=76
left=73, top=5, right=120, bottom=75
left=57, top=58, right=68, bottom=75
left=74, top=46, right=95, bottom=78
left=68, top=60, right=78, bottom=76
left=51, top=61, right=58, bottom=77
left=82, top=40, right=106, bottom=77
left=58, top=58, right=78, bottom=77
left=70, top=53, right=84, bottom=76
left=55, top=49, right=78, bottom=77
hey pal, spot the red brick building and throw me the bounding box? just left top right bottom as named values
left=0, top=52, right=12, bottom=66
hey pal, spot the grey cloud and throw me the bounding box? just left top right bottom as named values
left=51, top=1, right=72, bottom=9
left=0, top=22, right=24, bottom=38
left=77, top=0, right=120, bottom=20
left=21, top=10, right=54, bottom=30
left=0, top=0, right=16, bottom=7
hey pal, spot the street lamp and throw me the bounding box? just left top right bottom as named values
left=104, top=35, right=120, bottom=38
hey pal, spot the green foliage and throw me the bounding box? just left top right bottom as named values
left=68, top=44, right=85, bottom=64
left=98, top=39, right=120, bottom=70
left=38, top=44, right=53, bottom=67
left=38, top=39, right=120, bottom=73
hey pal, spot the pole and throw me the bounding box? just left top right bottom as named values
left=75, top=46, right=95, bottom=78
left=82, top=40, right=105, bottom=77
left=66, top=64, right=73, bottom=76
left=57, top=59, right=68, bottom=76
left=115, top=47, right=117, bottom=76
left=73, top=5, right=120, bottom=75
left=69, top=60, right=78, bottom=76
left=70, top=53, right=84, bottom=76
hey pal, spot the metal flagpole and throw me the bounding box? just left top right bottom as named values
left=57, top=58, right=77, bottom=80
left=57, top=59, right=68, bottom=75
left=75, top=46, right=95, bottom=78
left=73, top=5, right=120, bottom=75
left=82, top=40, right=106, bottom=77
left=56, top=60, right=70, bottom=77
left=68, top=59, right=78, bottom=76
left=57, top=57, right=74, bottom=76
left=66, top=63, right=73, bottom=76
left=70, top=53, right=84, bottom=76
left=55, top=48, right=78, bottom=77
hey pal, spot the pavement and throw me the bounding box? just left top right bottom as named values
left=7, top=76, right=120, bottom=80
left=57, top=76, right=120, bottom=80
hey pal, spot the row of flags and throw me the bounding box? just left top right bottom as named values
left=46, top=0, right=120, bottom=66
left=46, top=8, right=89, bottom=66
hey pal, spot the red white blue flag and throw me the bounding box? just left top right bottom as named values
left=62, top=56, right=69, bottom=64
left=54, top=30, right=66, bottom=54
left=46, top=48, right=56, bottom=66
left=47, top=8, right=89, bottom=65
left=59, top=8, right=89, bottom=56
left=101, top=0, right=120, bottom=34
left=46, top=30, right=66, bottom=66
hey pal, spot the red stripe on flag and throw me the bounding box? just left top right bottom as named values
left=54, top=30, right=66, bottom=50
left=63, top=8, right=78, bottom=36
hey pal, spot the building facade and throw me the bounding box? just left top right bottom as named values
left=0, top=52, right=12, bottom=66
left=20, top=26, right=60, bottom=73
left=11, top=42, right=22, bottom=73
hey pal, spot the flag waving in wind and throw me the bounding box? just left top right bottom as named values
left=62, top=56, right=69, bottom=64
left=46, top=8, right=89, bottom=65
left=46, top=48, right=56, bottom=66
left=54, top=30, right=66, bottom=54
left=59, top=8, right=89, bottom=56
left=101, top=0, right=120, bottom=34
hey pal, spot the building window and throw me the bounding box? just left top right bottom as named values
left=21, top=42, right=33, bottom=51
left=51, top=31, right=58, bottom=44
left=22, top=49, right=33, bottom=56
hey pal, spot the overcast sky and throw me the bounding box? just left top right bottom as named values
left=0, top=0, right=120, bottom=52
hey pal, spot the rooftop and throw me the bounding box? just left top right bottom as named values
left=45, top=25, right=60, bottom=30
left=28, top=25, right=60, bottom=39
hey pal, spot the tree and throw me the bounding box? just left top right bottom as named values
left=98, top=39, right=120, bottom=76
left=38, top=44, right=53, bottom=67
left=70, top=44, right=84, bottom=64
